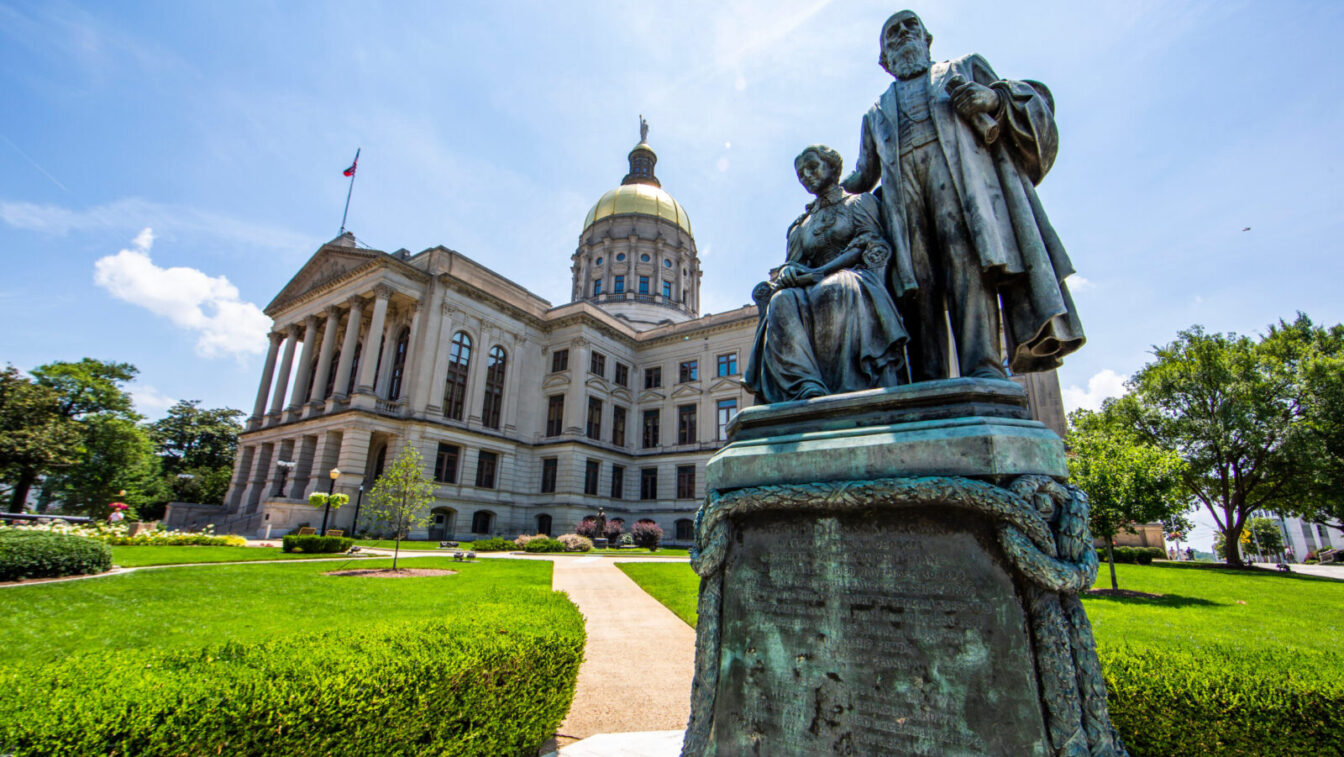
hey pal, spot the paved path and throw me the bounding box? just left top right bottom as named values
left=1252, top=561, right=1344, bottom=580
left=549, top=555, right=696, bottom=746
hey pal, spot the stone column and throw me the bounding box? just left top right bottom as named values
left=332, top=296, right=365, bottom=400
left=291, top=434, right=317, bottom=498
left=335, top=428, right=373, bottom=480
left=250, top=332, right=283, bottom=426
left=502, top=333, right=524, bottom=431
left=564, top=337, right=587, bottom=434
left=395, top=304, right=422, bottom=404
left=287, top=315, right=319, bottom=414
left=426, top=303, right=457, bottom=415
left=355, top=285, right=392, bottom=394
left=268, top=326, right=300, bottom=416
left=306, top=431, right=341, bottom=498
left=467, top=325, right=495, bottom=424
left=408, top=283, right=447, bottom=413
left=307, top=306, right=341, bottom=409
left=374, top=308, right=401, bottom=399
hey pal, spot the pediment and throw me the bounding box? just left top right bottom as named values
left=543, top=373, right=572, bottom=390
left=709, top=377, right=744, bottom=394
left=611, top=386, right=634, bottom=403
left=638, top=389, right=666, bottom=403
left=585, top=376, right=611, bottom=393
left=265, top=244, right=384, bottom=314
left=670, top=382, right=703, bottom=398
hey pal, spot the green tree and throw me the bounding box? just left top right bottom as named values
left=364, top=445, right=432, bottom=570
left=1067, top=399, right=1187, bottom=589
left=30, top=359, right=137, bottom=420
left=1270, top=317, right=1344, bottom=530
left=38, top=415, right=164, bottom=518
left=1123, top=324, right=1313, bottom=567
left=0, top=366, right=82, bottom=511
left=148, top=400, right=244, bottom=512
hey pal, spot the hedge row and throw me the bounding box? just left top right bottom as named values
left=0, top=615, right=585, bottom=756
left=0, top=530, right=111, bottom=582
left=281, top=535, right=354, bottom=553
left=470, top=537, right=515, bottom=552
left=1100, top=546, right=1167, bottom=565
left=1104, top=645, right=1344, bottom=756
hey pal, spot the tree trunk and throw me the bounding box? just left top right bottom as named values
left=1106, top=541, right=1119, bottom=590
left=8, top=469, right=35, bottom=513
left=393, top=534, right=401, bottom=571
left=1224, top=525, right=1245, bottom=567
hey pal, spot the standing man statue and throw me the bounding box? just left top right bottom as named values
left=841, top=9, right=1084, bottom=382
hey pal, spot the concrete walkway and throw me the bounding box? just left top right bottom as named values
left=548, top=555, right=696, bottom=749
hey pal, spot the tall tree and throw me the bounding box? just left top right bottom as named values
left=0, top=366, right=82, bottom=511
left=364, top=445, right=433, bottom=570
left=1067, top=399, right=1187, bottom=589
left=1123, top=319, right=1337, bottom=567
left=149, top=400, right=244, bottom=511
left=1267, top=316, right=1344, bottom=530
left=30, top=359, right=137, bottom=421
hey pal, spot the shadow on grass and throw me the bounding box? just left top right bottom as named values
left=1082, top=591, right=1220, bottom=608
left=1148, top=561, right=1344, bottom=583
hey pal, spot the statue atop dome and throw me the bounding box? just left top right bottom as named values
left=639, top=114, right=649, bottom=144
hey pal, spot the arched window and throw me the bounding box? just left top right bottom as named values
left=346, top=343, right=363, bottom=396
left=471, top=510, right=494, bottom=535
left=482, top=345, right=506, bottom=429
left=443, top=331, right=472, bottom=420
left=388, top=327, right=410, bottom=401
left=537, top=514, right=553, bottom=536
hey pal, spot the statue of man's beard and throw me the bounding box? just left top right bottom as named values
left=884, top=38, right=931, bottom=80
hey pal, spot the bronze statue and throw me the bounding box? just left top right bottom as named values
left=841, top=9, right=1084, bottom=382
left=744, top=145, right=907, bottom=403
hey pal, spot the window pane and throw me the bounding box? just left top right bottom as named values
left=435, top=443, right=460, bottom=483
left=679, top=360, right=698, bottom=383
left=475, top=451, right=497, bottom=488
left=610, top=465, right=625, bottom=499
left=540, top=458, right=557, bottom=493
left=716, top=398, right=738, bottom=441
left=612, top=406, right=626, bottom=446
left=643, top=409, right=660, bottom=448
left=717, top=352, right=738, bottom=377
left=587, top=397, right=603, bottom=440
left=547, top=395, right=564, bottom=436
left=678, top=404, right=697, bottom=444
left=551, top=349, right=569, bottom=372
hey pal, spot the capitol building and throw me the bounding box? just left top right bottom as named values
left=197, top=131, right=1066, bottom=543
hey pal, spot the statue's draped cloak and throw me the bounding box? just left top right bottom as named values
left=848, top=54, right=1084, bottom=373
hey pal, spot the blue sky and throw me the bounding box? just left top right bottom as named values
left=3, top=1, right=1342, bottom=548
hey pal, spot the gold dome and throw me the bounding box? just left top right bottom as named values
left=582, top=182, right=692, bottom=236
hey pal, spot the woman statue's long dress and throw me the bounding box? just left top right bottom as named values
left=745, top=145, right=909, bottom=403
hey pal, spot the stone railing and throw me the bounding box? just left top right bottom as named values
left=375, top=399, right=406, bottom=417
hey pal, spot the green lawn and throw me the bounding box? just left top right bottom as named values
left=0, top=557, right=555, bottom=668
left=110, top=545, right=375, bottom=566
left=618, top=560, right=1344, bottom=656
left=351, top=538, right=454, bottom=550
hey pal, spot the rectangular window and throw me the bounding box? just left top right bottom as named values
left=614, top=275, right=625, bottom=293
left=434, top=443, right=460, bottom=483
left=590, top=351, right=606, bottom=377
left=546, top=395, right=564, bottom=437
left=540, top=457, right=557, bottom=493
left=475, top=450, right=498, bottom=489
left=593, top=278, right=603, bottom=296
left=586, top=397, right=603, bottom=440
left=679, top=360, right=698, bottom=383
left=584, top=459, right=600, bottom=496
left=551, top=349, right=569, bottom=372
left=717, top=352, right=738, bottom=377
left=642, top=409, right=660, bottom=449
left=677, top=465, right=695, bottom=499
left=638, top=275, right=650, bottom=294
left=716, top=398, right=738, bottom=441
left=640, top=467, right=658, bottom=500
left=612, top=405, right=627, bottom=446
left=614, top=363, right=629, bottom=387
left=644, top=366, right=662, bottom=389
left=678, top=404, right=697, bottom=444
left=610, top=465, right=625, bottom=499
left=662, top=280, right=672, bottom=298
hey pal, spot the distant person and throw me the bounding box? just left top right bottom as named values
left=1185, top=547, right=1195, bottom=561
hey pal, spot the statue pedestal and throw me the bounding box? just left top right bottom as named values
left=682, top=379, right=1124, bottom=757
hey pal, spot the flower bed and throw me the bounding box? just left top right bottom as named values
left=1, top=521, right=244, bottom=547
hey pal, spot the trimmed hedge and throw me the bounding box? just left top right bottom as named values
left=523, top=537, right=565, bottom=553
left=0, top=615, right=585, bottom=756
left=1104, top=645, right=1344, bottom=756
left=1101, top=546, right=1166, bottom=565
left=0, top=530, right=112, bottom=582
left=281, top=535, right=354, bottom=554
left=470, top=537, right=515, bottom=552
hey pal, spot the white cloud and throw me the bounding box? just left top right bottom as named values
left=0, top=197, right=312, bottom=252
left=132, top=384, right=177, bottom=417
left=1062, top=368, right=1127, bottom=414
left=93, top=228, right=271, bottom=359
left=1068, top=275, right=1094, bottom=290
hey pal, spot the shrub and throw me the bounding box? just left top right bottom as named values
left=514, top=534, right=548, bottom=548
left=523, top=538, right=565, bottom=553
left=557, top=534, right=592, bottom=552
left=0, top=615, right=585, bottom=757
left=1101, top=546, right=1159, bottom=565
left=281, top=535, right=354, bottom=554
left=469, top=537, right=514, bottom=552
left=604, top=518, right=624, bottom=541
left=1104, top=644, right=1344, bottom=756
left=618, top=533, right=634, bottom=548
left=574, top=516, right=599, bottom=539
left=0, top=530, right=112, bottom=581
left=632, top=519, right=662, bottom=550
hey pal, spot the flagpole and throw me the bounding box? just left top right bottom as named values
left=339, top=147, right=360, bottom=235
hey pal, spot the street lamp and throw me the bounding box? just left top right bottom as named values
left=320, top=468, right=341, bottom=535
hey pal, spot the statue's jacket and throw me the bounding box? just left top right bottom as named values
left=847, top=53, right=1085, bottom=372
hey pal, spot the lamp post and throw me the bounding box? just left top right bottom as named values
left=350, top=482, right=365, bottom=537
left=320, top=468, right=341, bottom=535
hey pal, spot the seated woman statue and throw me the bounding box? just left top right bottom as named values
left=744, top=145, right=908, bottom=403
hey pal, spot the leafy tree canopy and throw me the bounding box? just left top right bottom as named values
left=0, top=366, right=82, bottom=511
left=30, top=359, right=137, bottom=420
